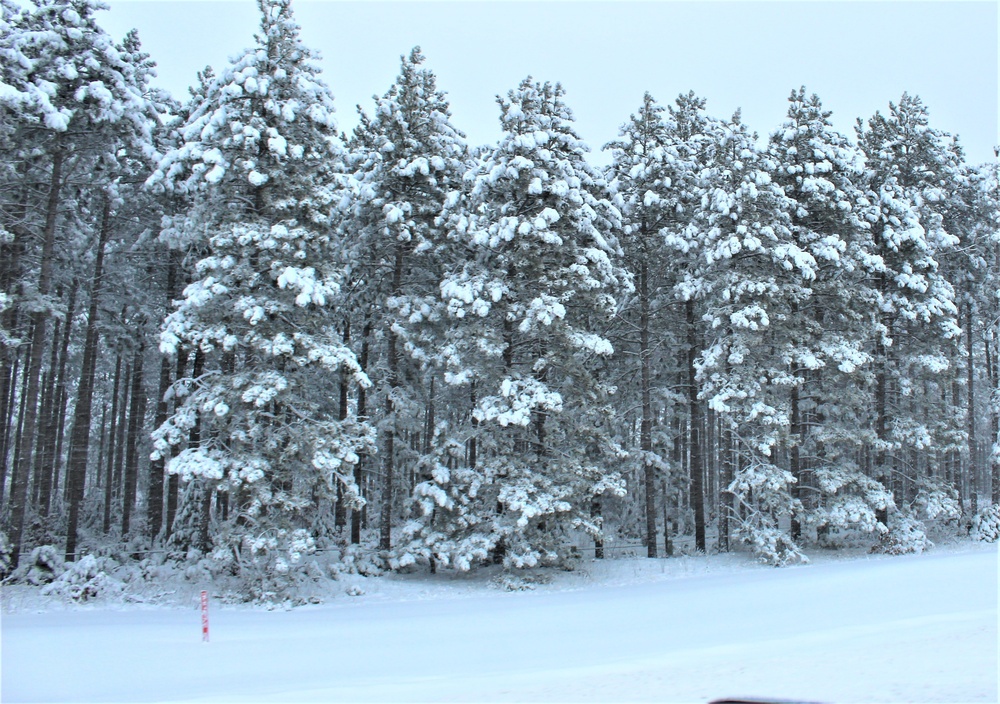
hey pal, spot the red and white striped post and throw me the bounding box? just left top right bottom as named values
left=200, top=590, right=209, bottom=643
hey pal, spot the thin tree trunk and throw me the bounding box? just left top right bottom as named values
left=30, top=366, right=52, bottom=508
left=0, top=235, right=24, bottom=504
left=966, top=302, right=978, bottom=514
left=102, top=353, right=123, bottom=534
left=185, top=348, right=208, bottom=551
left=381, top=245, right=405, bottom=552
left=639, top=260, right=657, bottom=557
left=334, top=319, right=350, bottom=529
left=46, top=282, right=78, bottom=515
left=36, top=283, right=76, bottom=517
left=121, top=335, right=147, bottom=537
left=718, top=424, right=734, bottom=552
left=875, top=319, right=890, bottom=528
left=351, top=318, right=371, bottom=545
left=64, top=196, right=112, bottom=561
left=164, top=347, right=188, bottom=541
left=686, top=299, right=706, bottom=552
left=467, top=380, right=478, bottom=469
left=987, top=321, right=999, bottom=506
left=145, top=260, right=178, bottom=545
left=8, top=353, right=31, bottom=509
left=8, top=145, right=64, bottom=568
left=110, top=361, right=132, bottom=530
left=790, top=375, right=803, bottom=541
left=591, top=496, right=604, bottom=559
left=0, top=346, right=20, bottom=507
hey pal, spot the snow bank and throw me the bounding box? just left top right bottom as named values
left=2, top=543, right=996, bottom=702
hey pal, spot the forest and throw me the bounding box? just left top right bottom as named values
left=1, top=0, right=998, bottom=600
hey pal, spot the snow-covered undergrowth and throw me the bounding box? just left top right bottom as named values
left=2, top=540, right=995, bottom=703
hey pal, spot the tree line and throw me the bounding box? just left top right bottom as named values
left=1, top=0, right=997, bottom=592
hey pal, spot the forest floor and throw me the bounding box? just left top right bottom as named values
left=1, top=537, right=997, bottom=703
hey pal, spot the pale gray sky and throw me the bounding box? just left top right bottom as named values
left=98, top=0, right=999, bottom=166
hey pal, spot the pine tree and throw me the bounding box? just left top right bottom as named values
left=400, top=79, right=630, bottom=570
left=856, top=94, right=961, bottom=533
left=148, top=0, right=371, bottom=596
left=340, top=47, right=468, bottom=552
left=688, top=109, right=812, bottom=564
left=606, top=93, right=688, bottom=557
left=768, top=88, right=892, bottom=545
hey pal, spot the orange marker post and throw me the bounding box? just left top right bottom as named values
left=201, top=590, right=209, bottom=642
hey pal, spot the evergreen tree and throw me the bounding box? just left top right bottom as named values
left=856, top=94, right=961, bottom=532
left=401, top=79, right=630, bottom=569
left=148, top=0, right=371, bottom=597
left=340, top=47, right=468, bottom=552
left=606, top=93, right=688, bottom=557
left=768, top=88, right=892, bottom=544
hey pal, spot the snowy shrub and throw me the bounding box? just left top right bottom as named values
left=913, top=479, right=961, bottom=525
left=970, top=504, right=1000, bottom=543
left=728, top=460, right=807, bottom=566
left=338, top=544, right=384, bottom=577
left=870, top=511, right=931, bottom=555
left=11, top=545, right=66, bottom=585
left=209, top=527, right=327, bottom=603
left=489, top=570, right=552, bottom=592
left=40, top=555, right=125, bottom=602
left=737, top=524, right=808, bottom=567
left=806, top=466, right=894, bottom=543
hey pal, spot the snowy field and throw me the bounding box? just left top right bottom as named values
left=2, top=542, right=997, bottom=703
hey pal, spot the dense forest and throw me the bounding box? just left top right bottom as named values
left=2, top=0, right=998, bottom=598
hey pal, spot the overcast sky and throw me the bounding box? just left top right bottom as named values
left=97, top=0, right=999, bottom=166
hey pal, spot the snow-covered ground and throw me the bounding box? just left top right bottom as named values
left=2, top=542, right=997, bottom=703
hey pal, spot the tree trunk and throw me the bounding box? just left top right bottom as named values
left=966, top=302, right=978, bottom=514
left=0, top=348, right=22, bottom=506
left=7, top=144, right=65, bottom=568
left=790, top=375, right=803, bottom=541
left=145, top=259, right=178, bottom=544
left=334, top=319, right=350, bottom=529
left=591, top=496, right=604, bottom=559
left=64, top=197, right=112, bottom=561
left=45, top=282, right=78, bottom=516
left=875, top=316, right=890, bottom=528
left=686, top=299, right=706, bottom=552
left=102, top=353, right=123, bottom=534
left=110, top=360, right=132, bottom=528
left=0, top=233, right=24, bottom=505
left=987, top=319, right=999, bottom=506
left=121, top=337, right=147, bottom=537
left=381, top=244, right=405, bottom=552
left=718, top=425, right=734, bottom=552
left=38, top=280, right=77, bottom=517
left=8, top=357, right=30, bottom=509
left=184, top=348, right=208, bottom=552
left=351, top=319, right=371, bottom=545
left=164, top=347, right=188, bottom=541
left=639, top=260, right=657, bottom=557
left=467, top=381, right=478, bottom=470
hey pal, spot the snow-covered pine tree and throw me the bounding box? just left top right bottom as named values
left=401, top=78, right=630, bottom=570
left=767, top=88, right=892, bottom=544
left=340, top=47, right=468, bottom=552
left=147, top=0, right=372, bottom=598
left=856, top=94, right=962, bottom=535
left=687, top=109, right=815, bottom=565
left=605, top=93, right=688, bottom=557
left=658, top=92, right=722, bottom=554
